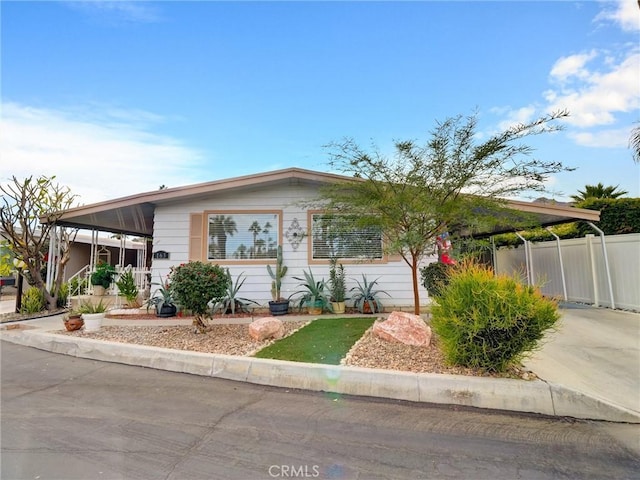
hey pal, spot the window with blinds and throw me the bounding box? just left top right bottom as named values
left=311, top=213, right=383, bottom=260
left=206, top=212, right=280, bottom=261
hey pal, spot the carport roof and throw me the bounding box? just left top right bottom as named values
left=43, top=167, right=600, bottom=238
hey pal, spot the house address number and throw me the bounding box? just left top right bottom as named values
left=153, top=250, right=170, bottom=260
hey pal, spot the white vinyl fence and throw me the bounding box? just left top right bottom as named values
left=494, top=233, right=640, bottom=311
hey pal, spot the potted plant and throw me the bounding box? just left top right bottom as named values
left=211, top=270, right=259, bottom=315
left=115, top=266, right=140, bottom=308
left=63, top=309, right=84, bottom=331
left=328, top=257, right=347, bottom=314
left=90, top=262, right=117, bottom=296
left=147, top=275, right=177, bottom=318
left=350, top=274, right=390, bottom=314
left=267, top=245, right=289, bottom=316
left=78, top=298, right=110, bottom=332
left=290, top=269, right=333, bottom=315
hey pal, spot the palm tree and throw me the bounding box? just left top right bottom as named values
left=630, top=124, right=640, bottom=164
left=209, top=215, right=237, bottom=259
left=570, top=183, right=628, bottom=203
left=248, top=221, right=262, bottom=259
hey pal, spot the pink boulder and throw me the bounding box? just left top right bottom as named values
left=249, top=317, right=285, bottom=341
left=373, top=311, right=432, bottom=347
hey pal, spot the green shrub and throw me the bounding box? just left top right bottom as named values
left=90, top=262, right=117, bottom=288
left=169, top=261, right=229, bottom=332
left=431, top=261, right=559, bottom=372
left=57, top=282, right=69, bottom=308
left=115, top=267, right=139, bottom=306
left=420, top=262, right=453, bottom=298
left=20, top=287, right=45, bottom=314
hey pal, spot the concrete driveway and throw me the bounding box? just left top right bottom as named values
left=524, top=304, right=640, bottom=415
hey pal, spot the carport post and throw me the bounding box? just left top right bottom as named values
left=46, top=225, right=57, bottom=292
left=586, top=222, right=615, bottom=310
left=546, top=228, right=567, bottom=301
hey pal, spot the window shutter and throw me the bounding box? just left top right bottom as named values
left=387, top=253, right=403, bottom=262
left=189, top=213, right=203, bottom=261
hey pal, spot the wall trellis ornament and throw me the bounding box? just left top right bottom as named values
left=285, top=218, right=306, bottom=250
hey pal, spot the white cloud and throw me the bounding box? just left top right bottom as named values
left=543, top=48, right=640, bottom=128
left=567, top=127, right=632, bottom=148
left=0, top=102, right=206, bottom=205
left=64, top=1, right=162, bottom=24
left=495, top=106, right=537, bottom=132
left=595, top=0, right=640, bottom=32
left=549, top=50, right=598, bottom=83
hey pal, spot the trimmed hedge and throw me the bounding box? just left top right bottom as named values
left=493, top=197, right=640, bottom=247
left=576, top=198, right=640, bottom=236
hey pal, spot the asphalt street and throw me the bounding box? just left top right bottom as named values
left=2, top=342, right=639, bottom=480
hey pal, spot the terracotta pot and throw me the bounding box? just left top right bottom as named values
left=362, top=300, right=378, bottom=314
left=63, top=316, right=84, bottom=331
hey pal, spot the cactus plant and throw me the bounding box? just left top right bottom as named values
left=267, top=245, right=288, bottom=301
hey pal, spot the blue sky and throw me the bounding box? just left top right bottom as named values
left=2, top=0, right=639, bottom=205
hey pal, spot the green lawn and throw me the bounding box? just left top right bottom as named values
left=253, top=317, right=375, bottom=365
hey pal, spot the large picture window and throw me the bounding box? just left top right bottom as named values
left=207, top=212, right=280, bottom=261
left=311, top=213, right=383, bottom=260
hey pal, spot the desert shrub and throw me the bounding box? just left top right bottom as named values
left=431, top=261, right=559, bottom=372
left=20, top=287, right=45, bottom=314
left=169, top=261, right=229, bottom=332
left=420, top=262, right=453, bottom=298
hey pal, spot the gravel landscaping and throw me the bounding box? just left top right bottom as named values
left=59, top=315, right=535, bottom=379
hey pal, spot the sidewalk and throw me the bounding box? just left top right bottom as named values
left=1, top=302, right=639, bottom=423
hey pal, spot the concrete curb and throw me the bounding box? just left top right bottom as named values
left=2, top=328, right=639, bottom=424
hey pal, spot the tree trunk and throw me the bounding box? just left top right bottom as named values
left=411, top=257, right=421, bottom=315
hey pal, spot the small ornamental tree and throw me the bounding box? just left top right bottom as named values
left=169, top=261, right=229, bottom=333
left=322, top=110, right=571, bottom=314
left=0, top=175, right=78, bottom=311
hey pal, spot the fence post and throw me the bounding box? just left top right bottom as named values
left=586, top=223, right=615, bottom=310
left=586, top=234, right=599, bottom=307
left=547, top=228, right=568, bottom=301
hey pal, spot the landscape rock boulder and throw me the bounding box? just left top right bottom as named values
left=373, top=311, right=432, bottom=347
left=249, top=316, right=285, bottom=341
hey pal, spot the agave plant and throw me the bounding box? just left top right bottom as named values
left=289, top=269, right=333, bottom=313
left=350, top=275, right=390, bottom=314
left=211, top=270, right=259, bottom=315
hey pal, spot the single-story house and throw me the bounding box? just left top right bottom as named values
left=43, top=168, right=600, bottom=310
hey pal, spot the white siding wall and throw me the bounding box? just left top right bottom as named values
left=151, top=183, right=435, bottom=310
left=495, top=233, right=640, bottom=311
